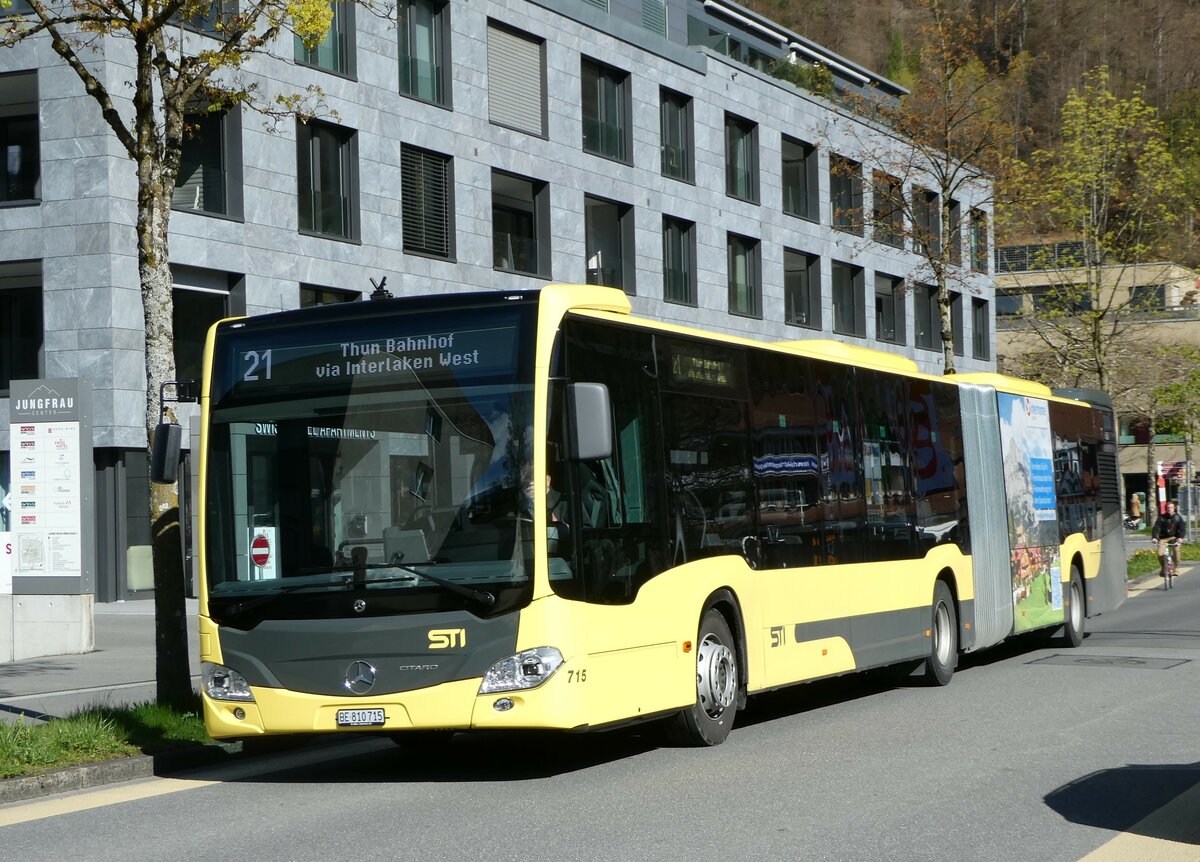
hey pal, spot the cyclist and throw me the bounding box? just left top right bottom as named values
left=1152, top=501, right=1186, bottom=588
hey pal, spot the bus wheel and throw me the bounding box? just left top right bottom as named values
left=924, top=581, right=957, bottom=687
left=667, top=609, right=739, bottom=746
left=1063, top=567, right=1085, bottom=648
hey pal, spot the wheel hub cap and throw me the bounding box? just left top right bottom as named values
left=696, top=633, right=737, bottom=719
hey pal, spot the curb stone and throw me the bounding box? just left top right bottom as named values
left=0, top=742, right=240, bottom=806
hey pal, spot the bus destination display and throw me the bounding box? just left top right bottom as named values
left=225, top=324, right=520, bottom=396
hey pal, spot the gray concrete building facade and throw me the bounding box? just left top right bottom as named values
left=0, top=0, right=996, bottom=602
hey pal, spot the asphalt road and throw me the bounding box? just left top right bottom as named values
left=2, top=575, right=1199, bottom=861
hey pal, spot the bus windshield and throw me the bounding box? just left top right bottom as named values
left=203, top=300, right=537, bottom=625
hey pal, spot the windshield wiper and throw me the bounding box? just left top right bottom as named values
left=380, top=556, right=496, bottom=607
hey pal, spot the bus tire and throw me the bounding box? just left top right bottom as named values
left=1063, top=567, right=1085, bottom=648
left=924, top=581, right=957, bottom=687
left=667, top=608, right=739, bottom=746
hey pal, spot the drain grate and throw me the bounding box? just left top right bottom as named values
left=1029, top=654, right=1189, bottom=670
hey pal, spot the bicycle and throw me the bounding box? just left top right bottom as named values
left=1154, top=538, right=1181, bottom=590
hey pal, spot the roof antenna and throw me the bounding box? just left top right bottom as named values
left=369, top=276, right=392, bottom=301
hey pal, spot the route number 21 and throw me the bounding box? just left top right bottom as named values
left=242, top=349, right=273, bottom=382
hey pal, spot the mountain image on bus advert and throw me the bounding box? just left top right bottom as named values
left=998, top=393, right=1064, bottom=632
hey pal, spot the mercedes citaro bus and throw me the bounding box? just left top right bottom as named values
left=154, top=284, right=1124, bottom=746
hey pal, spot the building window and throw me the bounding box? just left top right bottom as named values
left=950, top=290, right=963, bottom=356
left=171, top=266, right=236, bottom=385
left=784, top=248, right=820, bottom=329
left=970, top=209, right=989, bottom=273
left=727, top=233, right=761, bottom=317
left=948, top=199, right=962, bottom=266
left=662, top=216, right=696, bottom=306
left=830, top=154, right=863, bottom=234
left=0, top=71, right=39, bottom=204
left=488, top=22, right=545, bottom=137
left=297, top=120, right=358, bottom=240
left=301, top=284, right=359, bottom=307
left=401, top=144, right=453, bottom=258
left=1131, top=284, right=1167, bottom=310
left=492, top=170, right=548, bottom=276
left=399, top=0, right=449, bottom=105
left=0, top=261, right=42, bottom=394
left=913, top=188, right=940, bottom=256
left=875, top=274, right=905, bottom=344
left=996, top=290, right=1022, bottom=317
left=872, top=171, right=903, bottom=248
left=172, top=108, right=242, bottom=218
left=725, top=113, right=758, bottom=203
left=180, top=0, right=232, bottom=35
left=585, top=195, right=634, bottom=294
left=915, top=284, right=939, bottom=350
left=972, top=297, right=989, bottom=360
left=782, top=136, right=817, bottom=221
left=660, top=88, right=693, bottom=182
left=295, top=1, right=355, bottom=78
left=582, top=58, right=631, bottom=163
left=832, top=261, right=864, bottom=336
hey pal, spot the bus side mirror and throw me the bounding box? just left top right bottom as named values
left=151, top=422, right=183, bottom=484
left=567, top=382, right=612, bottom=461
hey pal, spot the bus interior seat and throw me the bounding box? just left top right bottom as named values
left=383, top=527, right=431, bottom=564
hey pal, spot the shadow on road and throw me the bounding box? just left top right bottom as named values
left=1045, top=762, right=1200, bottom=844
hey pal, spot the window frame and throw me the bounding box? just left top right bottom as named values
left=727, top=232, right=762, bottom=318
left=915, top=283, right=940, bottom=351
left=581, top=57, right=631, bottom=164
left=172, top=107, right=244, bottom=220
left=0, top=70, right=40, bottom=206
left=398, top=0, right=450, bottom=107
left=872, top=171, right=903, bottom=249
left=487, top=21, right=547, bottom=138
left=830, top=154, right=863, bottom=235
left=296, top=119, right=360, bottom=242
left=294, top=0, right=356, bottom=79
left=660, top=87, right=694, bottom=183
left=401, top=143, right=455, bottom=260
left=912, top=188, right=940, bottom=256
left=831, top=260, right=865, bottom=336
left=784, top=248, right=820, bottom=330
left=300, top=284, right=361, bottom=307
left=781, top=135, right=817, bottom=221
left=492, top=169, right=550, bottom=277
left=0, top=263, right=42, bottom=396
left=874, top=273, right=905, bottom=344
left=970, top=208, right=989, bottom=273
left=584, top=194, right=635, bottom=294
left=971, top=297, right=990, bottom=360
left=662, top=215, right=697, bottom=307
left=724, top=112, right=759, bottom=204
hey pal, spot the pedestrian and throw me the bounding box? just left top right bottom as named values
left=1130, top=492, right=1142, bottom=524
left=1152, top=500, right=1186, bottom=577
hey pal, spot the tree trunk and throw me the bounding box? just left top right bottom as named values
left=938, top=280, right=956, bottom=373
left=138, top=155, right=192, bottom=710
left=1146, top=416, right=1158, bottom=520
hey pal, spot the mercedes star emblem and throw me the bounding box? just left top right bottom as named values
left=353, top=599, right=367, bottom=613
left=344, top=660, right=377, bottom=694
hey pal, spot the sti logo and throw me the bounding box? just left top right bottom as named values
left=21, top=515, right=37, bottom=525
left=21, top=470, right=35, bottom=479
left=19, top=425, right=35, bottom=435
left=427, top=628, right=467, bottom=649
left=20, top=440, right=35, bottom=449
left=20, top=485, right=36, bottom=494
left=21, top=501, right=36, bottom=509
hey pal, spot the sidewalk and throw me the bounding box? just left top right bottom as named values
left=0, top=599, right=201, bottom=726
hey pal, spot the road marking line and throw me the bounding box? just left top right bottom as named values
left=1078, top=778, right=1200, bottom=860
left=0, top=777, right=216, bottom=828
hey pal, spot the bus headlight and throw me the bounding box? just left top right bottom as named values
left=479, top=647, right=564, bottom=694
left=203, top=662, right=256, bottom=702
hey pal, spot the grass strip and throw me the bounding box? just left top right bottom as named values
left=1, top=695, right=210, bottom=780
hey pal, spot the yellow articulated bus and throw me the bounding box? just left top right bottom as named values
left=165, top=284, right=1125, bottom=746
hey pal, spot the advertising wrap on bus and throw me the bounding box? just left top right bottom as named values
left=998, top=393, right=1064, bottom=632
